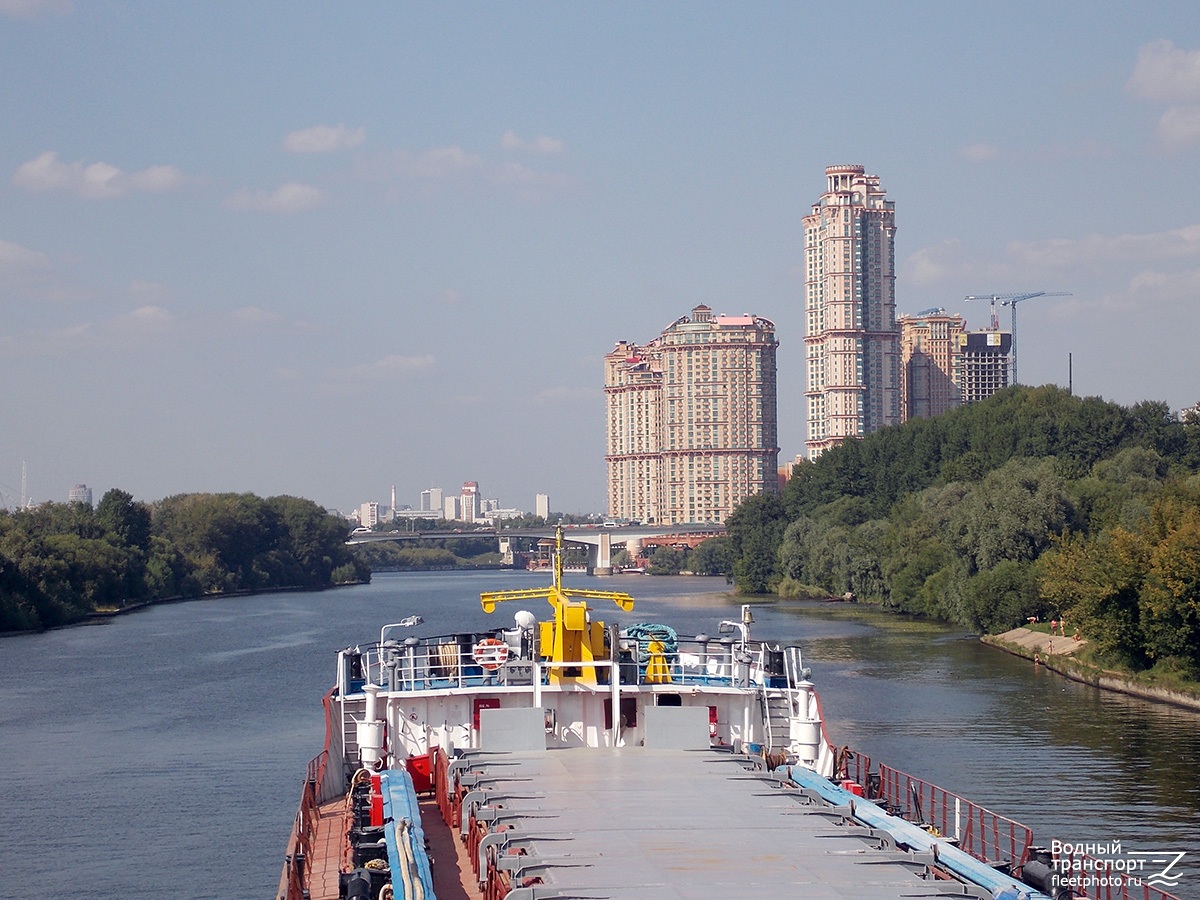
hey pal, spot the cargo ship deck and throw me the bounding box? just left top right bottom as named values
left=445, top=745, right=1011, bottom=899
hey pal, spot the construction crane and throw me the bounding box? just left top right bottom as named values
left=963, top=294, right=1004, bottom=331
left=963, top=291, right=1072, bottom=384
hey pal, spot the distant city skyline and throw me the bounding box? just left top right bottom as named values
left=4, top=6, right=1200, bottom=512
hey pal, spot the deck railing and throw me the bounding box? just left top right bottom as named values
left=278, top=688, right=336, bottom=900
left=354, top=633, right=795, bottom=693
left=875, top=762, right=1033, bottom=870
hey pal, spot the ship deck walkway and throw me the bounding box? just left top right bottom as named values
left=307, top=798, right=347, bottom=900
left=304, top=790, right=485, bottom=900
left=450, top=747, right=1021, bottom=899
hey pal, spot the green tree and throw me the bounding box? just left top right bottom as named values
left=725, top=492, right=788, bottom=594
left=1040, top=529, right=1149, bottom=666
left=266, top=495, right=358, bottom=587
left=96, top=489, right=152, bottom=551
left=960, top=559, right=1040, bottom=632
left=688, top=536, right=733, bottom=576
left=1138, top=487, right=1200, bottom=669
left=647, top=546, right=685, bottom=575
left=949, top=457, right=1073, bottom=574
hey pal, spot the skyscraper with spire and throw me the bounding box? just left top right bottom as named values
left=803, top=165, right=900, bottom=457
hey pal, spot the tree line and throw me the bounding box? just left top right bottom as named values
left=724, top=386, right=1200, bottom=674
left=0, top=490, right=368, bottom=632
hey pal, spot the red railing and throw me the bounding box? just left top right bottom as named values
left=875, top=762, right=1032, bottom=869
left=432, top=745, right=461, bottom=828
left=1051, top=850, right=1184, bottom=900
left=278, top=688, right=337, bottom=900
left=833, top=745, right=871, bottom=788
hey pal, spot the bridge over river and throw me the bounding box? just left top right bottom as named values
left=347, top=523, right=724, bottom=573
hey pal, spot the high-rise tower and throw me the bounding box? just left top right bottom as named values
left=605, top=305, right=778, bottom=525
left=803, top=165, right=900, bottom=457
left=899, top=309, right=966, bottom=420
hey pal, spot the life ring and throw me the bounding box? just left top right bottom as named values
left=472, top=638, right=510, bottom=671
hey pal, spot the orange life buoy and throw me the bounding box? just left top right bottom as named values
left=472, top=638, right=510, bottom=671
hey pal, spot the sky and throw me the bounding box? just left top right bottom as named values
left=3, top=2, right=1200, bottom=515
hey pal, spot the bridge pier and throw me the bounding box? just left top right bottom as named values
left=587, top=531, right=613, bottom=575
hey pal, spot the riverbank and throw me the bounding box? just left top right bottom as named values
left=984, top=626, right=1200, bottom=713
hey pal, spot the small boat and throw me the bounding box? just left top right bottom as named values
left=279, top=528, right=1177, bottom=900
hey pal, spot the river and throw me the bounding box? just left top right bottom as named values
left=0, top=570, right=1196, bottom=898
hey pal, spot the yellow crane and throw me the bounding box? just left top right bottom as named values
left=480, top=527, right=634, bottom=684
left=963, top=291, right=1072, bottom=384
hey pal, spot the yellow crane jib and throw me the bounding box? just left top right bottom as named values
left=480, top=527, right=634, bottom=684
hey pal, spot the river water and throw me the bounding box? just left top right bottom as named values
left=0, top=570, right=1196, bottom=898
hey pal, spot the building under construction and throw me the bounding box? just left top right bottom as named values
left=958, top=330, right=1012, bottom=404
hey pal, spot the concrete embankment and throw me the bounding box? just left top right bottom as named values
left=984, top=626, right=1200, bottom=713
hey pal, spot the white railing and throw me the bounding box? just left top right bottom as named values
left=339, top=635, right=803, bottom=695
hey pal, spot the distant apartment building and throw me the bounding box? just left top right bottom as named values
left=605, top=304, right=779, bottom=525
left=959, top=331, right=1012, bottom=404
left=443, top=496, right=459, bottom=520
left=68, top=483, right=93, bottom=506
left=899, top=309, right=966, bottom=420
left=535, top=493, right=550, bottom=519
left=459, top=482, right=479, bottom=523
left=419, top=487, right=444, bottom=513
left=358, top=501, right=380, bottom=528
left=803, top=164, right=900, bottom=457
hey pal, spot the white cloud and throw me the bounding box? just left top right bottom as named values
left=1127, top=41, right=1200, bottom=151
left=0, top=0, right=71, bottom=20
left=500, top=130, right=565, bottom=155
left=1157, top=106, right=1200, bottom=150
left=493, top=161, right=571, bottom=190
left=318, top=353, right=436, bottom=396
left=354, top=143, right=571, bottom=200
left=229, top=306, right=285, bottom=327
left=1128, top=40, right=1200, bottom=103
left=283, top=123, right=366, bottom=154
left=960, top=142, right=999, bottom=162
left=1006, top=224, right=1200, bottom=269
left=904, top=239, right=1008, bottom=287
left=0, top=238, right=50, bottom=271
left=120, top=304, right=174, bottom=327
left=4, top=303, right=178, bottom=356
left=128, top=280, right=170, bottom=303
left=13, top=151, right=186, bottom=198
left=124, top=165, right=187, bottom=193
left=224, top=181, right=326, bottom=213
left=908, top=225, right=1200, bottom=289
left=1126, top=266, right=1200, bottom=301
left=407, top=145, right=484, bottom=178
left=0, top=238, right=86, bottom=306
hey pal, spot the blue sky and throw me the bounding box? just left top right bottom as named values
left=3, top=2, right=1199, bottom=515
